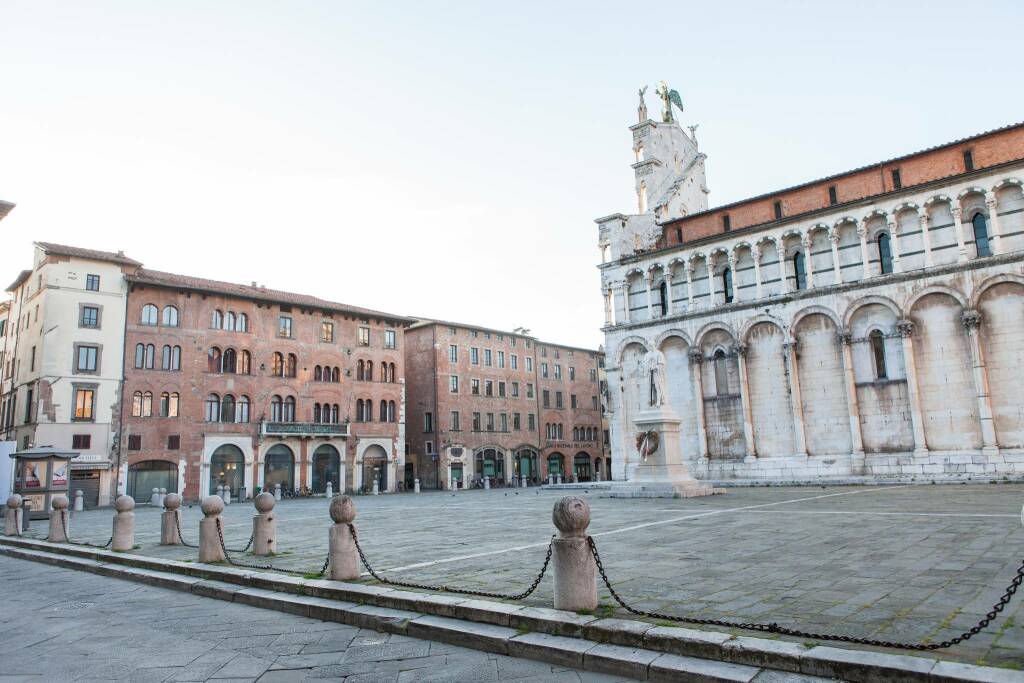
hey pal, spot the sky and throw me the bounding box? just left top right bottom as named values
left=1, top=1, right=1022, bottom=349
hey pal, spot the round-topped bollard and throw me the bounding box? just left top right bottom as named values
left=158, top=488, right=168, bottom=507
left=48, top=495, right=70, bottom=543
left=273, top=483, right=282, bottom=502
left=414, top=478, right=420, bottom=494
left=325, top=481, right=333, bottom=498
left=328, top=495, right=359, bottom=580
left=198, top=495, right=226, bottom=563
left=252, top=492, right=276, bottom=556
left=4, top=494, right=23, bottom=536
left=551, top=496, right=597, bottom=612
left=73, top=489, right=84, bottom=512
left=150, top=488, right=160, bottom=506
left=161, top=493, right=183, bottom=545
left=112, top=495, right=136, bottom=552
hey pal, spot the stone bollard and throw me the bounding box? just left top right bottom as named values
left=325, top=481, right=333, bottom=498
left=112, top=495, right=136, bottom=552
left=4, top=495, right=22, bottom=536
left=521, top=475, right=527, bottom=488
left=557, top=474, right=563, bottom=485
left=73, top=490, right=84, bottom=512
left=158, top=488, right=167, bottom=507
left=198, top=495, right=226, bottom=563
left=548, top=474, right=554, bottom=486
left=551, top=496, right=597, bottom=612
left=150, top=488, right=161, bottom=506
left=372, top=480, right=379, bottom=495
left=484, top=476, right=490, bottom=490
left=48, top=495, right=70, bottom=543
left=328, top=495, right=359, bottom=580
left=414, top=479, right=420, bottom=494
left=161, top=493, right=182, bottom=545
left=223, top=487, right=231, bottom=505
left=274, top=483, right=282, bottom=502
left=252, top=492, right=276, bottom=555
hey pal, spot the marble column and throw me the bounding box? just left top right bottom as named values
left=828, top=229, right=843, bottom=285
left=919, top=210, right=934, bottom=267
left=664, top=266, right=674, bottom=315
left=962, top=310, right=999, bottom=453
left=684, top=262, right=695, bottom=309
left=887, top=219, right=902, bottom=273
left=620, top=282, right=631, bottom=323
left=951, top=205, right=968, bottom=263
left=857, top=222, right=872, bottom=279
left=706, top=255, right=717, bottom=307
left=752, top=246, right=763, bottom=299
left=727, top=252, right=737, bottom=302
left=734, top=343, right=756, bottom=462
left=801, top=235, right=815, bottom=288
left=897, top=319, right=929, bottom=457
left=645, top=272, right=655, bottom=318
left=985, top=192, right=1004, bottom=255
left=838, top=330, right=865, bottom=463
left=776, top=243, right=789, bottom=294
left=783, top=339, right=809, bottom=459
left=689, top=349, right=709, bottom=459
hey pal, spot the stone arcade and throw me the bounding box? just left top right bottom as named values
left=598, top=85, right=1024, bottom=483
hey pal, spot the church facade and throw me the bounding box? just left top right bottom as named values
left=598, top=95, right=1024, bottom=483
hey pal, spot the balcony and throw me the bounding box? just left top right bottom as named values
left=260, top=421, right=350, bottom=438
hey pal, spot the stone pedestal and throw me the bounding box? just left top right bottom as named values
left=73, top=490, right=84, bottom=512
left=252, top=493, right=276, bottom=555
left=198, top=496, right=226, bottom=563
left=413, top=479, right=420, bottom=494
left=48, top=496, right=70, bottom=542
left=610, top=408, right=719, bottom=498
left=328, top=496, right=360, bottom=580
left=112, top=496, right=135, bottom=552
left=551, top=497, right=597, bottom=612
left=161, top=494, right=182, bottom=545
left=4, top=495, right=23, bottom=536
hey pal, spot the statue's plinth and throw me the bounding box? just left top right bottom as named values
left=610, top=407, right=721, bottom=499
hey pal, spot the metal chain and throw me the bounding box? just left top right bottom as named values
left=348, top=523, right=554, bottom=601
left=61, top=510, right=112, bottom=549
left=174, top=512, right=198, bottom=548
left=588, top=536, right=1024, bottom=651
left=213, top=517, right=329, bottom=577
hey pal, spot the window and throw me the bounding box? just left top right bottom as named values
left=511, top=381, right=519, bottom=397
left=513, top=413, right=521, bottom=430
left=76, top=345, right=98, bottom=373
left=528, top=413, right=536, bottom=431
left=485, top=379, right=493, bottom=397
left=225, top=311, right=236, bottom=331
left=221, top=394, right=235, bottom=422
left=486, top=413, right=494, bottom=431
left=81, top=305, right=99, bottom=328
left=85, top=274, right=100, bottom=291
left=424, top=412, right=433, bottom=432
left=74, top=387, right=95, bottom=421
left=145, top=344, right=155, bottom=369
left=25, top=388, right=33, bottom=422
left=141, top=304, right=158, bottom=325
left=238, top=350, right=250, bottom=374
left=162, top=306, right=179, bottom=327
left=380, top=400, right=388, bottom=422
left=570, top=394, right=577, bottom=409
left=973, top=213, right=991, bottom=257
left=451, top=411, right=460, bottom=431
left=964, top=150, right=975, bottom=172
left=472, top=412, right=481, bottom=431
left=450, top=375, right=459, bottom=393
left=72, top=434, right=91, bottom=449
left=554, top=365, right=562, bottom=380
left=425, top=441, right=434, bottom=455
left=773, top=200, right=783, bottom=219
left=870, top=330, right=887, bottom=380
left=471, top=378, right=480, bottom=395
left=793, top=251, right=807, bottom=291
left=272, top=352, right=284, bottom=377
left=321, top=321, right=335, bottom=343
left=592, top=395, right=599, bottom=410
left=358, top=326, right=370, bottom=346
left=722, top=267, right=734, bottom=303
left=722, top=214, right=731, bottom=231
left=128, top=435, right=141, bottom=451
left=208, top=347, right=222, bottom=373
left=283, top=396, right=295, bottom=422
left=590, top=368, right=597, bottom=382
left=211, top=310, right=223, bottom=329
left=237, top=313, right=248, bottom=332
left=675, top=227, right=683, bottom=242
left=527, top=383, right=534, bottom=399
left=168, top=435, right=180, bottom=450
left=543, top=390, right=550, bottom=408
left=891, top=169, right=902, bottom=190
left=364, top=360, right=373, bottom=381
left=471, top=347, right=479, bottom=365
left=556, top=391, right=563, bottom=409
left=511, top=354, right=518, bottom=370
left=222, top=348, right=237, bottom=374
left=159, top=392, right=177, bottom=417
left=713, top=350, right=729, bottom=396
left=497, top=351, right=505, bottom=368
left=449, top=344, right=458, bottom=362
left=205, top=394, right=220, bottom=422
left=484, top=349, right=492, bottom=367
left=541, top=363, right=549, bottom=379
left=278, top=316, right=292, bottom=339
left=169, top=393, right=180, bottom=417
left=132, top=391, right=143, bottom=417
left=526, top=357, right=533, bottom=372
left=498, top=381, right=506, bottom=397
left=500, top=413, right=508, bottom=432
left=286, top=353, right=297, bottom=378
left=29, top=346, right=36, bottom=371
left=828, top=185, right=838, bottom=205
left=384, top=330, right=396, bottom=349
left=878, top=233, right=893, bottom=274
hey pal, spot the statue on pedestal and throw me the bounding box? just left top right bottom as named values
left=655, top=81, right=684, bottom=123
left=642, top=348, right=668, bottom=408
left=637, top=85, right=648, bottom=123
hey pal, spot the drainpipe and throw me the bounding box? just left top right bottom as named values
left=113, top=283, right=130, bottom=499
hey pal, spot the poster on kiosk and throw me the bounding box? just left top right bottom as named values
left=10, top=446, right=75, bottom=519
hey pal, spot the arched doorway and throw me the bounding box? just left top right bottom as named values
left=574, top=452, right=592, bottom=482
left=362, top=444, right=388, bottom=493
left=210, top=445, right=244, bottom=498
left=515, top=447, right=538, bottom=484
left=547, top=452, right=565, bottom=479
left=128, top=460, right=178, bottom=502
left=264, top=444, right=295, bottom=494
left=475, top=447, right=504, bottom=484
left=311, top=444, right=340, bottom=494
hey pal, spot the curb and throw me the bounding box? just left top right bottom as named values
left=1, top=537, right=1020, bottom=683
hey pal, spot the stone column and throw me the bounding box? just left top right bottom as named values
left=838, top=331, right=865, bottom=463
left=986, top=192, right=1004, bottom=255
left=48, top=495, right=69, bottom=543
left=726, top=252, right=737, bottom=301
left=620, top=282, right=631, bottom=323
left=783, top=339, right=809, bottom=459
left=857, top=222, right=872, bottom=279
left=897, top=320, right=929, bottom=457
left=198, top=495, right=226, bottom=563
left=328, top=495, right=360, bottom=580
left=684, top=263, right=694, bottom=309
left=689, top=349, right=709, bottom=459
left=952, top=205, right=968, bottom=263
left=752, top=246, right=763, bottom=299
left=161, top=493, right=182, bottom=545
left=603, top=286, right=614, bottom=326
left=551, top=497, right=597, bottom=612
left=887, top=219, right=902, bottom=273
left=706, top=255, right=717, bottom=307
left=253, top=492, right=276, bottom=555
left=776, top=243, right=789, bottom=294
left=919, top=210, right=934, bottom=267
left=644, top=272, right=655, bottom=318
left=827, top=229, right=842, bottom=285
left=112, top=495, right=135, bottom=552
left=801, top=235, right=815, bottom=288
left=4, top=494, right=22, bottom=536
left=962, top=310, right=999, bottom=454
left=734, top=343, right=756, bottom=462
left=664, top=268, right=674, bottom=315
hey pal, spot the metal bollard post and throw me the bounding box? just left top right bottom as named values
left=4, top=495, right=22, bottom=536
left=73, top=490, right=84, bottom=512
left=48, top=495, right=70, bottom=543
left=551, top=496, right=597, bottom=612
left=328, top=495, right=359, bottom=580
left=414, top=478, right=420, bottom=494
left=252, top=492, right=276, bottom=555
left=161, top=493, right=182, bottom=545
left=112, top=495, right=136, bottom=552
left=198, top=496, right=226, bottom=563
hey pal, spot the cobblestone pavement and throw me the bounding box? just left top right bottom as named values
left=42, top=483, right=1024, bottom=668
left=0, top=554, right=633, bottom=682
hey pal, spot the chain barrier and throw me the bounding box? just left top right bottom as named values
left=588, top=536, right=1024, bottom=651
left=174, top=512, right=198, bottom=548
left=61, top=510, right=112, bottom=549
left=214, top=517, right=329, bottom=577
left=348, top=523, right=553, bottom=601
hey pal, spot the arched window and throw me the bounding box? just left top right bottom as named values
left=314, top=365, right=323, bottom=382
left=272, top=352, right=284, bottom=377
left=160, top=392, right=170, bottom=417
left=355, top=399, right=364, bottom=422
left=135, top=343, right=145, bottom=369
left=387, top=401, right=395, bottom=422
left=877, top=233, right=893, bottom=274
left=225, top=311, right=236, bottom=331
left=714, top=349, right=729, bottom=396
left=313, top=403, right=322, bottom=423
left=145, top=344, right=155, bottom=369
left=141, top=304, right=158, bottom=325
left=283, top=396, right=295, bottom=422
left=658, top=281, right=668, bottom=316
left=270, top=395, right=283, bottom=422
left=236, top=396, right=249, bottom=423
left=171, top=346, right=181, bottom=371
left=208, top=347, right=222, bottom=373
left=793, top=251, right=807, bottom=291
left=205, top=394, right=220, bottom=422
left=870, top=330, right=888, bottom=380
left=238, top=350, right=250, bottom=375
left=222, top=348, right=237, bottom=374
left=161, top=306, right=179, bottom=327
left=573, top=427, right=579, bottom=441
left=390, top=363, right=397, bottom=383
left=168, top=392, right=179, bottom=418
left=162, top=345, right=172, bottom=370
left=557, top=423, right=564, bottom=439
left=286, top=354, right=297, bottom=378
left=331, top=404, right=340, bottom=423
left=131, top=391, right=143, bottom=417
left=973, top=213, right=991, bottom=257
left=722, top=267, right=734, bottom=303
left=211, top=310, right=223, bottom=329
left=356, top=360, right=365, bottom=381
left=221, top=394, right=235, bottom=423
left=365, top=398, right=373, bottom=422
left=237, top=313, right=248, bottom=332
left=366, top=361, right=373, bottom=382
left=331, top=367, right=340, bottom=383
left=379, top=400, right=387, bottom=422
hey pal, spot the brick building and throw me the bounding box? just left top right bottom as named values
left=121, top=270, right=413, bottom=502
left=404, top=321, right=605, bottom=489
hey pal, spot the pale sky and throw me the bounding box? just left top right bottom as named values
left=1, top=1, right=1022, bottom=349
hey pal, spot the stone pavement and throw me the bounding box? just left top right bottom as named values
left=49, top=483, right=1024, bottom=668
left=0, top=554, right=634, bottom=682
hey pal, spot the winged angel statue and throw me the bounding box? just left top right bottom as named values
left=655, top=81, right=684, bottom=123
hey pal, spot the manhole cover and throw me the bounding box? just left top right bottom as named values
left=53, top=601, right=95, bottom=612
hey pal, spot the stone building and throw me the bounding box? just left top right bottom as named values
left=404, top=320, right=606, bottom=489
left=598, top=96, right=1024, bottom=482
left=121, top=270, right=412, bottom=502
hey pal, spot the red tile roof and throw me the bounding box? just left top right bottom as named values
left=35, top=242, right=142, bottom=267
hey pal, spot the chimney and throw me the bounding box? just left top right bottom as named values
left=251, top=281, right=257, bottom=287
left=117, top=250, right=125, bottom=257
